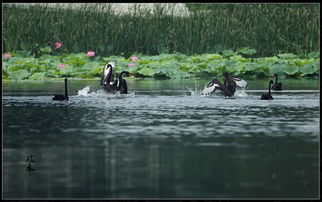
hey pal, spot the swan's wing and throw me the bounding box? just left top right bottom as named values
left=232, top=77, right=247, bottom=88
left=202, top=79, right=221, bottom=95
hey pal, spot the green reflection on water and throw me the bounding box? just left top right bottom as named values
left=2, top=78, right=320, bottom=96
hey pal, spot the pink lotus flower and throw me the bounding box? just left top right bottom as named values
left=87, top=51, right=95, bottom=57
left=128, top=63, right=135, bottom=67
left=57, top=64, right=65, bottom=68
left=4, top=53, right=12, bottom=59
left=131, top=56, right=139, bottom=62
left=54, top=42, right=62, bottom=49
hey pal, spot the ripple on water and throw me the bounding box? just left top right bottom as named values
left=3, top=88, right=319, bottom=141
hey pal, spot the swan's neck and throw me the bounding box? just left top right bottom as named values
left=224, top=74, right=228, bottom=86
left=275, top=75, right=278, bottom=84
left=117, top=71, right=128, bottom=87
left=64, top=79, right=68, bottom=97
left=105, top=67, right=113, bottom=85
left=268, top=82, right=272, bottom=95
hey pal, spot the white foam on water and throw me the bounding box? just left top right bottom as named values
left=187, top=87, right=204, bottom=97
left=77, top=86, right=91, bottom=96
left=77, top=86, right=110, bottom=97
left=235, top=88, right=248, bottom=97
left=77, top=86, right=135, bottom=98
left=128, top=92, right=136, bottom=97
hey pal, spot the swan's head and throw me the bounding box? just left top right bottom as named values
left=104, top=59, right=116, bottom=69
left=103, top=60, right=116, bottom=74
left=272, top=74, right=277, bottom=78
left=123, top=71, right=130, bottom=77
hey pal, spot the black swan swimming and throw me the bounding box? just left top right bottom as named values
left=272, top=74, right=282, bottom=90
left=101, top=61, right=130, bottom=94
left=260, top=80, right=274, bottom=100
left=52, top=78, right=69, bottom=100
left=202, top=72, right=247, bottom=97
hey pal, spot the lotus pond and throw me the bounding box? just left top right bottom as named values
left=2, top=50, right=320, bottom=81
left=2, top=78, right=320, bottom=199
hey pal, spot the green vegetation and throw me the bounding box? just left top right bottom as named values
left=2, top=3, right=320, bottom=80
left=3, top=3, right=320, bottom=57
left=2, top=48, right=319, bottom=81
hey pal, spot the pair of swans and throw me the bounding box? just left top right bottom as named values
left=260, top=74, right=283, bottom=100
left=100, top=60, right=130, bottom=94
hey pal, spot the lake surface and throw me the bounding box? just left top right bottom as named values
left=2, top=78, right=320, bottom=199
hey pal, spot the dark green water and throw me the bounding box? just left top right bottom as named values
left=2, top=78, right=320, bottom=199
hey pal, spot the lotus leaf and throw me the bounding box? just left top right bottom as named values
left=8, top=69, right=30, bottom=80
left=58, top=64, right=75, bottom=77
left=269, top=64, right=284, bottom=75
left=127, top=65, right=140, bottom=74
left=2, top=49, right=320, bottom=80
left=138, top=67, right=157, bottom=77
left=29, top=72, right=45, bottom=80
left=63, top=56, right=86, bottom=67
left=222, top=50, right=236, bottom=57
left=299, top=64, right=319, bottom=75
left=278, top=53, right=298, bottom=59
left=283, top=64, right=299, bottom=75
left=40, top=46, right=52, bottom=54
left=238, top=47, right=257, bottom=56
left=82, top=61, right=101, bottom=69
left=308, top=51, right=319, bottom=59
left=45, top=70, right=57, bottom=78
left=230, top=55, right=250, bottom=63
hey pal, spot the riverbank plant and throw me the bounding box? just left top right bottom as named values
left=3, top=3, right=320, bottom=57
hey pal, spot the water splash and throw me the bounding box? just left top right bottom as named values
left=77, top=86, right=109, bottom=97
left=77, top=86, right=135, bottom=98
left=187, top=87, right=203, bottom=97
left=128, top=92, right=136, bottom=97
left=77, top=86, right=91, bottom=96
left=235, top=88, right=248, bottom=97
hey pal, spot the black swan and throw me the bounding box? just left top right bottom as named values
left=202, top=78, right=234, bottom=97
left=260, top=80, right=274, bottom=100
left=272, top=74, right=282, bottom=90
left=202, top=72, right=247, bottom=97
left=52, top=78, right=69, bottom=100
left=101, top=61, right=130, bottom=94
